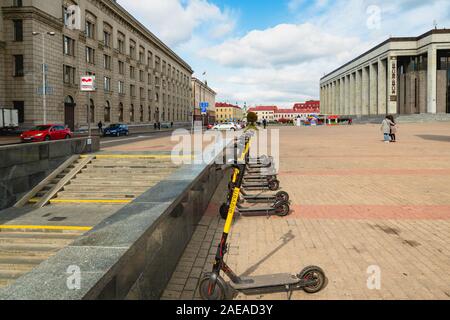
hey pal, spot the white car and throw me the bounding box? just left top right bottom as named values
left=213, top=123, right=238, bottom=131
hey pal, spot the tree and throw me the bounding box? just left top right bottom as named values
left=247, top=112, right=257, bottom=124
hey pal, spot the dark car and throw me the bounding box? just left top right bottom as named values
left=21, top=124, right=73, bottom=142
left=103, top=124, right=129, bottom=137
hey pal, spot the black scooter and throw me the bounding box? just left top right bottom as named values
left=200, top=162, right=326, bottom=300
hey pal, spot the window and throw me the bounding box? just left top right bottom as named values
left=130, top=104, right=135, bottom=122
left=14, top=55, right=24, bottom=77
left=130, top=66, right=135, bottom=79
left=103, top=31, right=111, bottom=48
left=139, top=70, right=144, bottom=82
left=118, top=61, right=124, bottom=75
left=63, top=65, right=76, bottom=84
left=103, top=54, right=111, bottom=70
left=148, top=52, right=153, bottom=68
left=129, top=40, right=136, bottom=59
left=118, top=81, right=125, bottom=94
left=104, top=101, right=111, bottom=122
left=85, top=20, right=95, bottom=39
left=140, top=87, right=145, bottom=100
left=118, top=35, right=125, bottom=54
left=104, top=77, right=111, bottom=92
left=119, top=103, right=124, bottom=122
left=13, top=101, right=24, bottom=123
left=63, top=36, right=75, bottom=56
left=86, top=47, right=95, bottom=64
left=13, top=0, right=23, bottom=7
left=139, top=47, right=145, bottom=63
left=13, top=20, right=23, bottom=42
left=130, top=84, right=136, bottom=97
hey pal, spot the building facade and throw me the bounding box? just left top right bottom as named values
left=293, top=100, right=320, bottom=114
left=320, top=29, right=450, bottom=116
left=191, top=77, right=216, bottom=125
left=249, top=103, right=320, bottom=122
left=215, top=102, right=243, bottom=123
left=0, top=0, right=193, bottom=130
left=247, top=106, right=277, bottom=122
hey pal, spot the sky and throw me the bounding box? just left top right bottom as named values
left=120, top=0, right=450, bottom=108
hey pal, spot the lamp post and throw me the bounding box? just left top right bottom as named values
left=32, top=31, right=55, bottom=125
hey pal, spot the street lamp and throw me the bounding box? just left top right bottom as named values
left=32, top=31, right=56, bottom=125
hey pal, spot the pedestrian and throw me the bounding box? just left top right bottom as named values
left=98, top=121, right=103, bottom=134
left=380, top=116, right=394, bottom=143
left=263, top=118, right=267, bottom=129
left=171, top=121, right=174, bottom=128
left=158, top=122, right=161, bottom=131
left=154, top=122, right=157, bottom=130
left=388, top=115, right=398, bottom=142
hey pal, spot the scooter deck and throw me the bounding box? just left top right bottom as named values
left=230, top=273, right=298, bottom=290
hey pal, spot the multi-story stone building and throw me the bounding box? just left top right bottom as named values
left=191, top=77, right=216, bottom=125
left=320, top=29, right=450, bottom=116
left=215, top=102, right=243, bottom=123
left=0, top=0, right=193, bottom=130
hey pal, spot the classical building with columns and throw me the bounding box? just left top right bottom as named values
left=0, top=0, right=193, bottom=130
left=320, top=29, right=450, bottom=116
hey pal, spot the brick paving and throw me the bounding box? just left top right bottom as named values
left=162, top=123, right=450, bottom=300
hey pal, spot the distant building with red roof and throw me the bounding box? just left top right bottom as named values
left=248, top=102, right=320, bottom=122
left=215, top=103, right=244, bottom=123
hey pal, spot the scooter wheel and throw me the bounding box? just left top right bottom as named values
left=276, top=191, right=290, bottom=202
left=274, top=201, right=290, bottom=217
left=199, top=273, right=228, bottom=300
left=219, top=203, right=229, bottom=220
left=298, top=266, right=326, bottom=294
left=268, top=179, right=280, bottom=191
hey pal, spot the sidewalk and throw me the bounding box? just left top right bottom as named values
left=163, top=123, right=450, bottom=300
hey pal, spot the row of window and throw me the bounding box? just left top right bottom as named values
left=63, top=6, right=190, bottom=86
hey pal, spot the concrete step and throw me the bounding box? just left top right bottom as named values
left=67, top=180, right=154, bottom=187
left=0, top=242, right=65, bottom=252
left=87, top=163, right=179, bottom=169
left=55, top=192, right=140, bottom=199
left=81, top=167, right=176, bottom=174
left=0, top=269, right=29, bottom=280
left=0, top=232, right=82, bottom=240
left=0, top=279, right=14, bottom=288
left=0, top=263, right=36, bottom=272
left=0, top=237, right=74, bottom=246
left=63, top=184, right=150, bottom=192
left=0, top=255, right=48, bottom=265
left=72, top=175, right=165, bottom=181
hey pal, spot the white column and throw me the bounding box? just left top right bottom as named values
left=345, top=75, right=351, bottom=115
left=387, top=56, right=398, bottom=114
left=355, top=70, right=362, bottom=115
left=362, top=67, right=370, bottom=115
left=341, top=78, right=344, bottom=115
left=427, top=46, right=437, bottom=114
left=378, top=58, right=387, bottom=115
left=369, top=63, right=378, bottom=115
left=349, top=73, right=355, bottom=115
left=332, top=81, right=336, bottom=114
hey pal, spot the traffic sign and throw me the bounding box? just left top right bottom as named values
left=200, top=102, right=209, bottom=115
left=37, top=86, right=54, bottom=95
left=80, top=75, right=96, bottom=92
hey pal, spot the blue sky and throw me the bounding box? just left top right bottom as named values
left=122, top=0, right=450, bottom=108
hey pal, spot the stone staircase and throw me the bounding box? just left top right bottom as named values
left=396, top=114, right=450, bottom=123
left=46, top=156, right=180, bottom=205
left=0, top=229, right=83, bottom=288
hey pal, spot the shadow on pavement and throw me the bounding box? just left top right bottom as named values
left=416, top=135, right=450, bottom=142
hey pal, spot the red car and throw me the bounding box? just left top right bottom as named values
left=21, top=124, right=73, bottom=142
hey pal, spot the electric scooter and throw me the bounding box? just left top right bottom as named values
left=239, top=188, right=290, bottom=204
left=200, top=162, right=326, bottom=300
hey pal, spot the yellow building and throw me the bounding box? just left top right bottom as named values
left=215, top=103, right=243, bottom=123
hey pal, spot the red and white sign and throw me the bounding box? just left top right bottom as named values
left=80, top=76, right=96, bottom=92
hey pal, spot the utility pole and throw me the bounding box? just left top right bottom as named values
left=33, top=31, right=55, bottom=125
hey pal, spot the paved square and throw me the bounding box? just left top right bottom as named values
left=163, top=123, right=450, bottom=300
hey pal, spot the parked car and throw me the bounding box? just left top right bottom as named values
left=213, top=123, right=238, bottom=131
left=103, top=124, right=129, bottom=137
left=21, top=125, right=73, bottom=142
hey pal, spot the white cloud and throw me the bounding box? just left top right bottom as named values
left=202, top=23, right=364, bottom=68
left=122, top=0, right=236, bottom=46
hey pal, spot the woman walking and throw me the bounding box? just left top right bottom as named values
left=381, top=116, right=394, bottom=143
left=388, top=115, right=398, bottom=142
